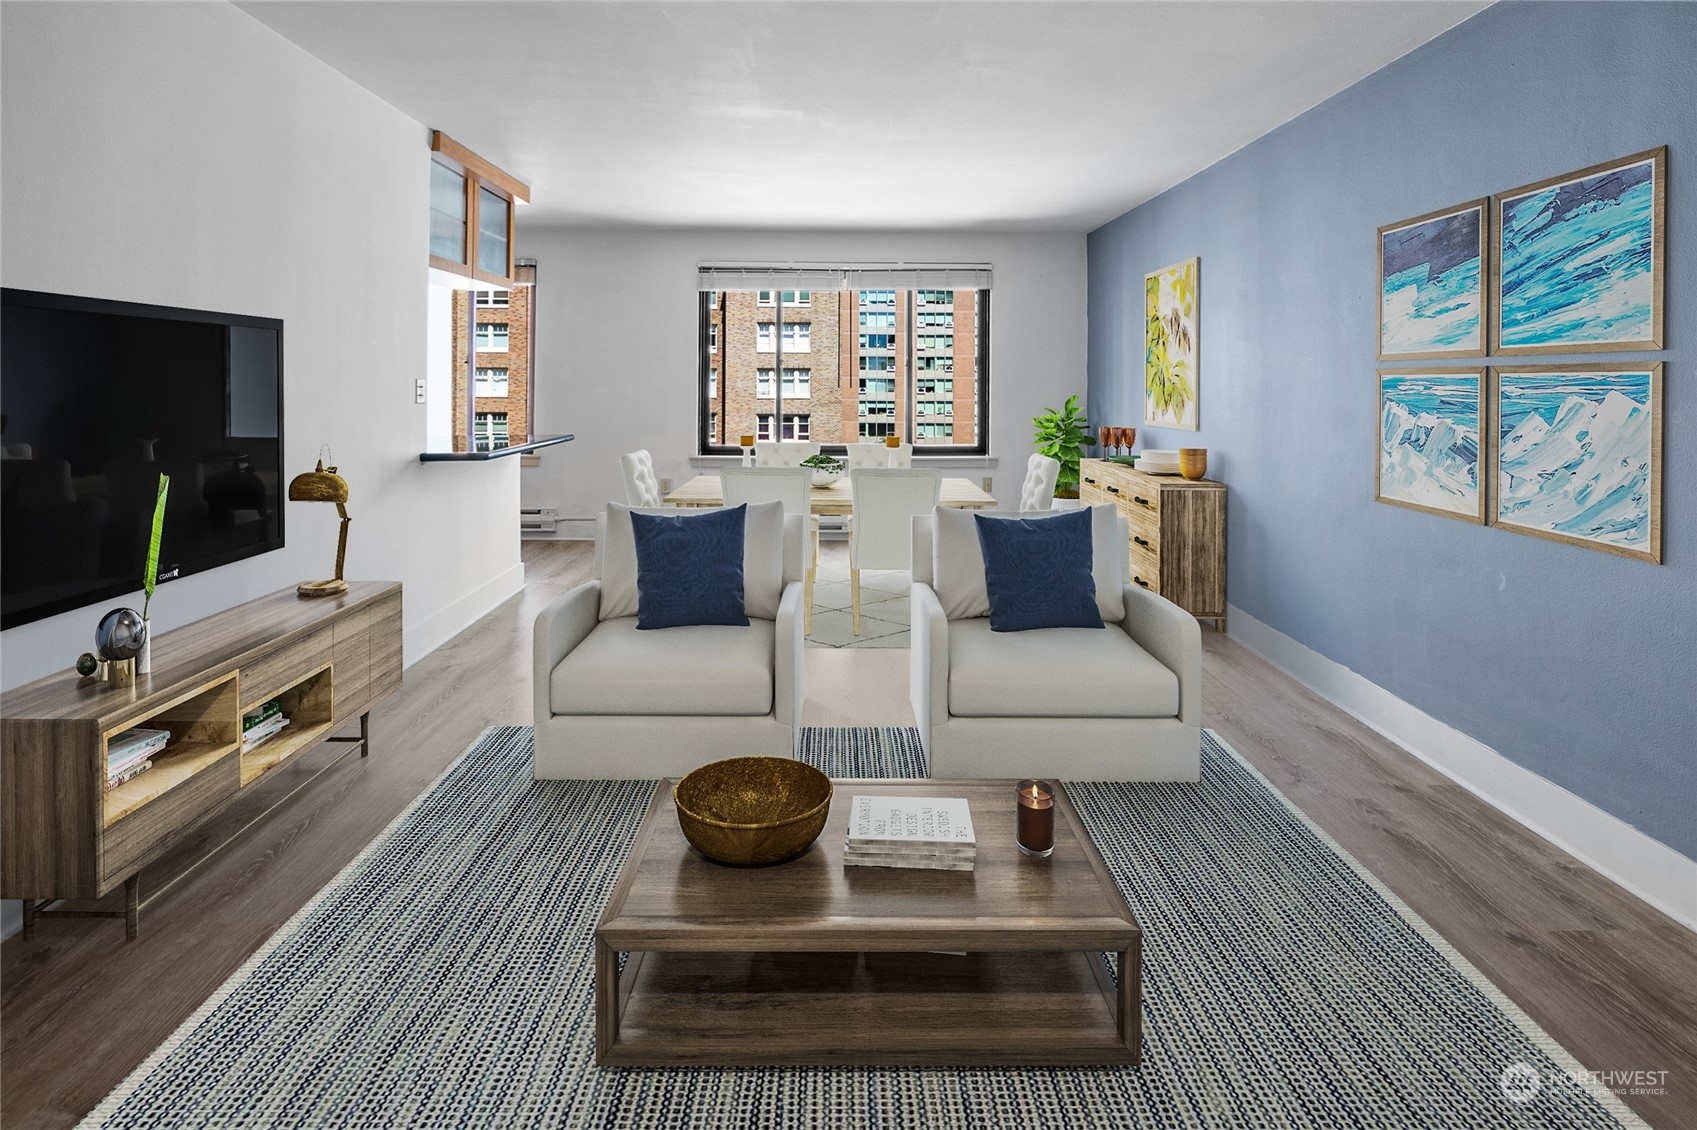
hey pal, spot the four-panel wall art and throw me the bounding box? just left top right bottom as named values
left=1375, top=146, right=1666, bottom=563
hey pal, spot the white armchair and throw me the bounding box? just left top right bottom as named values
left=621, top=449, right=662, bottom=506
left=533, top=501, right=806, bottom=778
left=910, top=505, right=1201, bottom=781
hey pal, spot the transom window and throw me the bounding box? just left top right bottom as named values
left=475, top=290, right=510, bottom=307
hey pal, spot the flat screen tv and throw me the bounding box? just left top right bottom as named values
left=1, top=288, right=284, bottom=631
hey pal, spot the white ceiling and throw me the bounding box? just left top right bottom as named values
left=239, top=1, right=1489, bottom=232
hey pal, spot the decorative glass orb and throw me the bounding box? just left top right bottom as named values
left=96, top=607, right=147, bottom=661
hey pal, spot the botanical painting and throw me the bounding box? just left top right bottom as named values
left=1495, top=147, right=1665, bottom=354
left=1492, top=364, right=1662, bottom=562
left=1377, top=369, right=1485, bottom=523
left=1145, top=257, right=1198, bottom=431
left=1378, top=200, right=1486, bottom=359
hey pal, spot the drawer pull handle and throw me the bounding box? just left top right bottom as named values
left=1083, top=476, right=1097, bottom=485
left=1106, top=485, right=1120, bottom=494
left=1134, top=577, right=1151, bottom=589
left=1133, top=536, right=1150, bottom=548
left=1133, top=495, right=1150, bottom=506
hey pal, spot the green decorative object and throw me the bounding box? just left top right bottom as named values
left=76, top=652, right=100, bottom=678
left=799, top=453, right=845, bottom=473
left=1032, top=394, right=1092, bottom=498
left=142, top=474, right=170, bottom=622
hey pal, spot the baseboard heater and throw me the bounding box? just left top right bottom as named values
left=520, top=507, right=560, bottom=535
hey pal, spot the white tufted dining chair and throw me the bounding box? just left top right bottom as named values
left=847, top=468, right=940, bottom=635
left=1019, top=453, right=1061, bottom=511
left=721, top=465, right=819, bottom=633
left=621, top=449, right=662, bottom=507
left=845, top=442, right=913, bottom=471
left=753, top=442, right=821, bottom=467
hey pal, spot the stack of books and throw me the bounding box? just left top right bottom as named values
left=107, top=727, right=169, bottom=789
left=242, top=700, right=290, bottom=752
left=844, top=795, right=977, bottom=872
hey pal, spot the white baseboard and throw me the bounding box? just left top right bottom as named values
left=402, top=562, right=526, bottom=668
left=1225, top=603, right=1697, bottom=931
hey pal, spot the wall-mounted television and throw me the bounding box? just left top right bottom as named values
left=1, top=289, right=284, bottom=630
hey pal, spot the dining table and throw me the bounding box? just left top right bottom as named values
left=663, top=473, right=998, bottom=515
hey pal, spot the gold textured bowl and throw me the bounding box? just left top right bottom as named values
left=674, top=756, right=833, bottom=866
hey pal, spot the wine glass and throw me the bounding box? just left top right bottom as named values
left=1120, top=427, right=1136, bottom=454
left=1098, top=425, right=1112, bottom=455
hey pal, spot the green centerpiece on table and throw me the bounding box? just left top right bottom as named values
left=800, top=453, right=846, bottom=486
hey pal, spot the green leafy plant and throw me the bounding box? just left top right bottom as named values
left=142, top=473, right=169, bottom=620
left=1032, top=394, right=1092, bottom=498
left=800, top=453, right=845, bottom=473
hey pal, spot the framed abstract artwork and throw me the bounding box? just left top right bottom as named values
left=1378, top=199, right=1488, bottom=360
left=1489, top=363, right=1662, bottom=562
left=1493, top=147, right=1666, bottom=355
left=1144, top=257, right=1198, bottom=431
left=1376, top=368, right=1486, bottom=523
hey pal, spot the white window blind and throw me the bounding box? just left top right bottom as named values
left=697, top=262, right=993, bottom=292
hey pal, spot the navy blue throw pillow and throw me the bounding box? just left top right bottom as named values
left=630, top=505, right=749, bottom=630
left=973, top=508, right=1103, bottom=632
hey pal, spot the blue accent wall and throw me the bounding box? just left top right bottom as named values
left=1087, top=2, right=1696, bottom=858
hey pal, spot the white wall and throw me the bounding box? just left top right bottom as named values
left=516, top=229, right=1087, bottom=533
left=0, top=1, right=524, bottom=693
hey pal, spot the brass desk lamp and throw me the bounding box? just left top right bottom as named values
left=288, top=452, right=350, bottom=598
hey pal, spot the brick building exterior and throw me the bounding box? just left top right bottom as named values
left=704, top=288, right=978, bottom=451
left=451, top=278, right=532, bottom=452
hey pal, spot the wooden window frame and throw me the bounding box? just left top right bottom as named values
left=428, top=131, right=529, bottom=288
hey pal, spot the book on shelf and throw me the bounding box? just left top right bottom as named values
left=242, top=700, right=283, bottom=732
left=107, top=727, right=169, bottom=774
left=107, top=760, right=153, bottom=790
left=241, top=714, right=291, bottom=753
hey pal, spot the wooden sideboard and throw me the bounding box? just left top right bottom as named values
left=2, top=582, right=401, bottom=939
left=1080, top=459, right=1226, bottom=630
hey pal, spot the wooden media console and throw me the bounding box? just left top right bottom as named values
left=2, top=582, right=401, bottom=940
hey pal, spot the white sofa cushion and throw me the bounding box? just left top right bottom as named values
left=932, top=505, right=1126, bottom=623
left=599, top=500, right=786, bottom=621
left=947, top=618, right=1178, bottom=718
left=551, top=616, right=775, bottom=716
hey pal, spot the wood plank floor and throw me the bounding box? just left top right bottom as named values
left=4, top=540, right=1692, bottom=1127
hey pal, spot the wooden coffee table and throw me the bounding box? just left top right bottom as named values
left=595, top=778, right=1142, bottom=1066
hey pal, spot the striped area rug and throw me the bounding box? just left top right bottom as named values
left=82, top=727, right=1643, bottom=1129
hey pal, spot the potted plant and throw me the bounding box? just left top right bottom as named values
left=1032, top=395, right=1092, bottom=499
left=799, top=452, right=846, bottom=486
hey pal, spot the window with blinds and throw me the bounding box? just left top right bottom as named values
left=697, top=263, right=990, bottom=455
